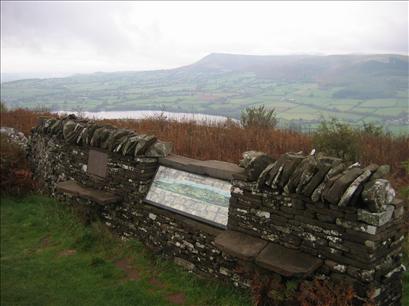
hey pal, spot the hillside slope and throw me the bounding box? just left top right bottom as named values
left=1, top=53, right=408, bottom=132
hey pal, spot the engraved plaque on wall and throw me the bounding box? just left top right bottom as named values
left=88, top=149, right=108, bottom=178
left=145, top=166, right=231, bottom=227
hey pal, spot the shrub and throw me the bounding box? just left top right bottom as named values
left=312, top=118, right=360, bottom=161
left=32, top=105, right=51, bottom=113
left=360, top=122, right=386, bottom=137
left=0, top=134, right=35, bottom=196
left=241, top=105, right=278, bottom=129
left=298, top=278, right=355, bottom=306
left=0, top=108, right=54, bottom=135
left=0, top=101, right=8, bottom=112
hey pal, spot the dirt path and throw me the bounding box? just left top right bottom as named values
left=115, top=258, right=187, bottom=305
left=114, top=258, right=140, bottom=281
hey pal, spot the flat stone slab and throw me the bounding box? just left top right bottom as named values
left=255, top=243, right=322, bottom=277
left=214, top=230, right=268, bottom=261
left=56, top=181, right=120, bottom=205
left=159, top=154, right=244, bottom=181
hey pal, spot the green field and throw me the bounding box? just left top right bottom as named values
left=0, top=196, right=251, bottom=306
left=1, top=53, right=408, bottom=134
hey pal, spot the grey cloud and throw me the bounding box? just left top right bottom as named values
left=1, top=2, right=135, bottom=55
left=1, top=1, right=408, bottom=74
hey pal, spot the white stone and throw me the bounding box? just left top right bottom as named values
left=385, top=265, right=405, bottom=278
left=271, top=165, right=283, bottom=187
left=183, top=241, right=195, bottom=250
left=256, top=210, right=270, bottom=218
left=195, top=242, right=205, bottom=249
left=369, top=288, right=381, bottom=299
left=231, top=187, right=243, bottom=195
left=322, top=229, right=342, bottom=237
left=262, top=234, right=279, bottom=241
left=359, top=224, right=377, bottom=235
left=219, top=267, right=230, bottom=276
left=303, top=232, right=317, bottom=242
left=236, top=208, right=248, bottom=214
left=333, top=264, right=346, bottom=273
left=336, top=218, right=377, bottom=235
left=327, top=236, right=342, bottom=243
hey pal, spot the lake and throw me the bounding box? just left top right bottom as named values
left=56, top=110, right=237, bottom=124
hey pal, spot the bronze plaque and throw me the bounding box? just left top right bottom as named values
left=87, top=149, right=108, bottom=178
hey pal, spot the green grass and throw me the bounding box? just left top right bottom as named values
left=1, top=196, right=252, bottom=306
left=1, top=195, right=408, bottom=305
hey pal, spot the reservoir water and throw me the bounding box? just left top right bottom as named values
left=56, top=110, right=237, bottom=124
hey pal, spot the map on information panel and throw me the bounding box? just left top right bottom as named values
left=145, top=166, right=231, bottom=227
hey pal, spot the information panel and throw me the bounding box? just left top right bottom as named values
left=145, top=166, right=231, bottom=227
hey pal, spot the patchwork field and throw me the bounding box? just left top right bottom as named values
left=1, top=54, right=408, bottom=134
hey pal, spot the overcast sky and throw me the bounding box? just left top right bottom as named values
left=1, top=1, right=408, bottom=75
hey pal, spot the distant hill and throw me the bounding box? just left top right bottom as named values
left=1, top=53, right=408, bottom=133
left=185, top=53, right=408, bottom=95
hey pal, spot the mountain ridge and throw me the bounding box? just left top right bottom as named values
left=2, top=53, right=408, bottom=83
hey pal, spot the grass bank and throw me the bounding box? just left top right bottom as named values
left=0, top=195, right=252, bottom=306
left=1, top=196, right=408, bottom=305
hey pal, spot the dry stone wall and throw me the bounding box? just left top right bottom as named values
left=28, top=117, right=406, bottom=306
left=231, top=152, right=405, bottom=305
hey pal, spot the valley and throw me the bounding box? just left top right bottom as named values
left=1, top=53, right=408, bottom=133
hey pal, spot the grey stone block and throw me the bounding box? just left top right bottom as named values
left=357, top=205, right=394, bottom=226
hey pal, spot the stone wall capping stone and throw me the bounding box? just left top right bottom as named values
left=159, top=154, right=244, bottom=181
left=361, top=179, right=396, bottom=212
left=239, top=151, right=274, bottom=181
left=35, top=115, right=171, bottom=157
